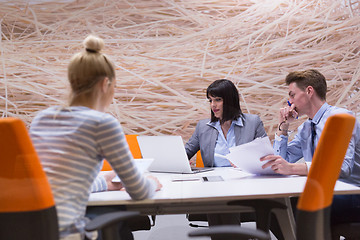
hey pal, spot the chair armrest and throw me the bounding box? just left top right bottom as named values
left=188, top=226, right=270, bottom=240
left=85, top=211, right=139, bottom=231
left=85, top=211, right=139, bottom=240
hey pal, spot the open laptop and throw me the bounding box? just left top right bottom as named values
left=137, top=135, right=213, bottom=174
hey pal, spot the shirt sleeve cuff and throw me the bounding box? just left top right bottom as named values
left=305, top=162, right=311, bottom=172
left=274, top=133, right=282, bottom=141
left=91, top=174, right=108, bottom=193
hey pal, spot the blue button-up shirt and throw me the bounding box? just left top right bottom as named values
left=207, top=119, right=243, bottom=167
left=274, top=103, right=360, bottom=186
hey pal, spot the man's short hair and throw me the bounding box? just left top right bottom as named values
left=285, top=69, right=327, bottom=100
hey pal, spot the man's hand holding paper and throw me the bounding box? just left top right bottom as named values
left=226, top=136, right=277, bottom=175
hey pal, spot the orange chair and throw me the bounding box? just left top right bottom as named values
left=125, top=134, right=142, bottom=158
left=189, top=113, right=356, bottom=240
left=296, top=113, right=355, bottom=240
left=101, top=134, right=142, bottom=171
left=195, top=150, right=204, bottom=168
left=0, top=117, right=59, bottom=240
left=0, top=118, right=140, bottom=240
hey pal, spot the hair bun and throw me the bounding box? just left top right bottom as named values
left=83, top=35, right=104, bottom=53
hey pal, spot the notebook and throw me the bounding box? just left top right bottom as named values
left=137, top=135, right=213, bottom=174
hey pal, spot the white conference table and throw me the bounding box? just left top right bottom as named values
left=88, top=168, right=360, bottom=239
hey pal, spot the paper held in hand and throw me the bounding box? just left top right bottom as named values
left=226, top=136, right=276, bottom=175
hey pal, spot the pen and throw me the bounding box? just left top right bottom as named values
left=287, top=100, right=298, bottom=119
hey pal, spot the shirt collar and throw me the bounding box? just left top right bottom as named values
left=310, top=102, right=330, bottom=124
left=207, top=117, right=244, bottom=128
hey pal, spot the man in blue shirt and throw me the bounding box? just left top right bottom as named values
left=261, top=69, right=360, bottom=232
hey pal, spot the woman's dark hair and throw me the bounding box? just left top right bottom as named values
left=206, top=79, right=243, bottom=123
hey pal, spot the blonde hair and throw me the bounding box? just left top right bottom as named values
left=67, top=35, right=115, bottom=102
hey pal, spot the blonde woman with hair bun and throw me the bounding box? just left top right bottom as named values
left=67, top=35, right=115, bottom=111
left=30, top=35, right=162, bottom=240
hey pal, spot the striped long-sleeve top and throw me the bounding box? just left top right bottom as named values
left=30, top=106, right=156, bottom=239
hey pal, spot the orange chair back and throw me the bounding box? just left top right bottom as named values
left=126, top=134, right=142, bottom=158
left=101, top=159, right=113, bottom=171
left=0, top=117, right=59, bottom=240
left=0, top=117, right=55, bottom=212
left=297, top=113, right=355, bottom=212
left=195, top=150, right=204, bottom=168
left=101, top=134, right=142, bottom=171
left=296, top=114, right=355, bottom=240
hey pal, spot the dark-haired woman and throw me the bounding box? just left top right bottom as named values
left=185, top=79, right=266, bottom=233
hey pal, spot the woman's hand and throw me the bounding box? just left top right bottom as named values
left=103, top=171, right=123, bottom=191
left=147, top=175, right=163, bottom=191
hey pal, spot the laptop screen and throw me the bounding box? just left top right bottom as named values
left=137, top=135, right=193, bottom=173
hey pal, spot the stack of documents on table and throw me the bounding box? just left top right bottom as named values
left=226, top=136, right=276, bottom=175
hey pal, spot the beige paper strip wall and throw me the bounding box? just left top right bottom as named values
left=1, top=0, right=359, bottom=149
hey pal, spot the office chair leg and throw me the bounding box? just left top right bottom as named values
left=228, top=199, right=287, bottom=232
left=151, top=215, right=156, bottom=227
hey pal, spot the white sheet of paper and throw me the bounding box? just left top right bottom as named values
left=112, top=158, right=154, bottom=182
left=226, top=136, right=276, bottom=175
